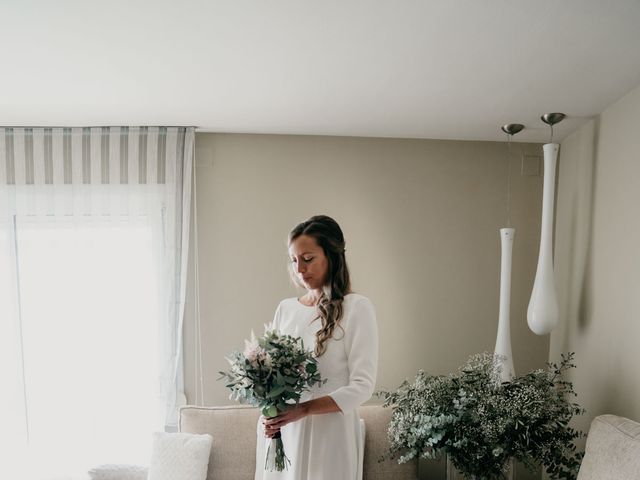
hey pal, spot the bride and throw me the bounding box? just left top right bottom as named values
left=255, top=215, right=379, bottom=480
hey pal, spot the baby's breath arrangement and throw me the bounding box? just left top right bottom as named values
left=219, top=328, right=325, bottom=471
left=377, top=353, right=585, bottom=480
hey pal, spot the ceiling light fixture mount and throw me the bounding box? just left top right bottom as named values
left=541, top=112, right=566, bottom=144
left=540, top=112, right=566, bottom=126
left=500, top=123, right=525, bottom=136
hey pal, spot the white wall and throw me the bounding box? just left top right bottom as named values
left=184, top=133, right=549, bottom=410
left=552, top=82, right=640, bottom=440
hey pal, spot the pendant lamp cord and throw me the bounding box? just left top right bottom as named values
left=506, top=134, right=513, bottom=227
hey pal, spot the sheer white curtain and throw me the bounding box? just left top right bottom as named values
left=0, top=127, right=193, bottom=479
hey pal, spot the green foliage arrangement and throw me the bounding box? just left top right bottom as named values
left=219, top=329, right=325, bottom=471
left=377, top=352, right=585, bottom=480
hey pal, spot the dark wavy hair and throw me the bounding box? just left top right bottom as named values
left=288, top=215, right=352, bottom=356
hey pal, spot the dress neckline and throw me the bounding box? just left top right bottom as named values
left=296, top=293, right=355, bottom=307
left=296, top=298, right=317, bottom=308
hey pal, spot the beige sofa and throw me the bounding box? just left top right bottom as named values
left=178, top=404, right=419, bottom=480
left=577, top=414, right=640, bottom=479
left=88, top=410, right=640, bottom=479
left=179, top=407, right=640, bottom=480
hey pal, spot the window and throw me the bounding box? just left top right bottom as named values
left=0, top=127, right=193, bottom=479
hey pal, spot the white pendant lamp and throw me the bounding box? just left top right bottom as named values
left=493, top=123, right=523, bottom=382
left=496, top=227, right=516, bottom=381
left=527, top=113, right=565, bottom=336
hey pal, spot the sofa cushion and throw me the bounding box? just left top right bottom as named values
left=359, top=405, right=420, bottom=480
left=147, top=431, right=213, bottom=480
left=577, top=414, right=640, bottom=480
left=180, top=405, right=260, bottom=480
left=179, top=404, right=419, bottom=480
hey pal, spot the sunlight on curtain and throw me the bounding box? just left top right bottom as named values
left=0, top=127, right=193, bottom=480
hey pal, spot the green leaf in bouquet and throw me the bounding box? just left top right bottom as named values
left=268, top=385, right=286, bottom=398
left=306, top=363, right=317, bottom=374
left=262, top=405, right=277, bottom=418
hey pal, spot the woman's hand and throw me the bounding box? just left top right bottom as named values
left=263, top=403, right=309, bottom=438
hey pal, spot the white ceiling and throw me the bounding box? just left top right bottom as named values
left=2, top=1, right=640, bottom=143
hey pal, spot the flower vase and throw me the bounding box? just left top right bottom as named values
left=446, top=456, right=515, bottom=480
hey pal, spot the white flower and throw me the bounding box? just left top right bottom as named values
left=259, top=350, right=273, bottom=367
left=243, top=330, right=262, bottom=362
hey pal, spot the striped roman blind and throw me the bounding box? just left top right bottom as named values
left=0, top=127, right=187, bottom=186
left=1, top=125, right=195, bottom=433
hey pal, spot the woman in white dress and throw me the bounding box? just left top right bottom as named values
left=255, top=215, right=379, bottom=480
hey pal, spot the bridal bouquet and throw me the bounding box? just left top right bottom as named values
left=219, top=328, right=325, bottom=471
left=377, top=352, right=585, bottom=480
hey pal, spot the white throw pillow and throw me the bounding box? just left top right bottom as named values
left=147, top=432, right=213, bottom=480
left=88, top=464, right=148, bottom=480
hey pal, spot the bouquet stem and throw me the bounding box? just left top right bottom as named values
left=265, top=430, right=291, bottom=471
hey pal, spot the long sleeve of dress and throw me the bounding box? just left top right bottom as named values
left=328, top=297, right=379, bottom=415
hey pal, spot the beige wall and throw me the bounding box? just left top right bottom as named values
left=552, top=82, right=640, bottom=440
left=184, top=133, right=549, bottom=413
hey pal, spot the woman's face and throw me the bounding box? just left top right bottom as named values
left=288, top=234, right=329, bottom=291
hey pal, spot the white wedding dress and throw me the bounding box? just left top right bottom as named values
left=254, top=293, right=379, bottom=480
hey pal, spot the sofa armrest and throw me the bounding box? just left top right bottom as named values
left=577, top=414, right=640, bottom=480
